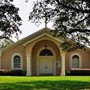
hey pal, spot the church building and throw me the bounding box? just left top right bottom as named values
left=0, top=27, right=90, bottom=76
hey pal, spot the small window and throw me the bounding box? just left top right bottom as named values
left=14, top=55, right=21, bottom=68
left=72, top=55, right=79, bottom=68
left=39, top=49, right=53, bottom=56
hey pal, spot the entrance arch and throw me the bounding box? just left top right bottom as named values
left=37, top=47, right=56, bottom=75
left=31, top=40, right=60, bottom=76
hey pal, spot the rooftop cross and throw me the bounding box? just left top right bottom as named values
left=44, top=12, right=48, bottom=28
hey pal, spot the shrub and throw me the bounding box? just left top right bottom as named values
left=66, top=69, right=90, bottom=76
left=0, top=69, right=11, bottom=75
left=10, top=70, right=26, bottom=76
left=0, top=69, right=26, bottom=76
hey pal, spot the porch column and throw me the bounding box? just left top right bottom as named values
left=26, top=54, right=32, bottom=76
left=0, top=51, right=2, bottom=69
left=61, top=54, right=65, bottom=76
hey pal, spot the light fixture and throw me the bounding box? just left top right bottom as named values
left=44, top=40, right=48, bottom=56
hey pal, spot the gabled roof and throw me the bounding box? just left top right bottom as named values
left=3, top=27, right=90, bottom=52
left=23, top=33, right=63, bottom=46
left=2, top=27, right=62, bottom=52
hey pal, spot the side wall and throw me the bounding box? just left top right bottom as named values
left=65, top=49, right=90, bottom=71
left=1, top=44, right=26, bottom=70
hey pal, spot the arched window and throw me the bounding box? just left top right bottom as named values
left=11, top=53, right=23, bottom=69
left=72, top=55, right=79, bottom=68
left=14, top=55, right=20, bottom=68
left=39, top=49, right=53, bottom=56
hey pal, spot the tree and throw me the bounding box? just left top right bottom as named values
left=29, top=0, right=90, bottom=52
left=0, top=0, right=22, bottom=39
left=0, top=38, right=14, bottom=49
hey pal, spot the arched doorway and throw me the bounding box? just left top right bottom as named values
left=37, top=48, right=56, bottom=75
left=31, top=40, right=60, bottom=75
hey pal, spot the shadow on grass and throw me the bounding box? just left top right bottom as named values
left=0, top=80, right=90, bottom=90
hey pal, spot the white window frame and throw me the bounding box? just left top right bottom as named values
left=70, top=52, right=82, bottom=69
left=11, top=53, right=23, bottom=70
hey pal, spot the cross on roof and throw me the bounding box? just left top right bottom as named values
left=44, top=12, right=48, bottom=28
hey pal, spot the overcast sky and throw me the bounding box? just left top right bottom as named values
left=13, top=0, right=52, bottom=41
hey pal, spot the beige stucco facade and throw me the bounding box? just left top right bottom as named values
left=1, top=27, right=90, bottom=76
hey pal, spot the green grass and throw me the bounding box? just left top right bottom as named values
left=0, top=76, right=90, bottom=90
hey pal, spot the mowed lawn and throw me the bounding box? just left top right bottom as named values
left=0, top=76, right=90, bottom=90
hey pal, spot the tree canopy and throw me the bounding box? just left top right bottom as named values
left=0, top=38, right=14, bottom=49
left=0, top=0, right=22, bottom=40
left=29, top=0, right=90, bottom=52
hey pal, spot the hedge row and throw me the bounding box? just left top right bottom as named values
left=66, top=69, right=90, bottom=76
left=0, top=69, right=26, bottom=76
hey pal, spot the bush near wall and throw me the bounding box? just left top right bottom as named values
left=0, top=69, right=26, bottom=76
left=66, top=69, right=90, bottom=76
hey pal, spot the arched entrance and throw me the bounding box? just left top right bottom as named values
left=31, top=40, right=60, bottom=76
left=37, top=47, right=56, bottom=75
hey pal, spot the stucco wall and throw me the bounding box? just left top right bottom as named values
left=2, top=44, right=26, bottom=70
left=1, top=34, right=90, bottom=76
left=65, top=49, right=90, bottom=71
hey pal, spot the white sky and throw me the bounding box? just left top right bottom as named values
left=13, top=0, right=52, bottom=41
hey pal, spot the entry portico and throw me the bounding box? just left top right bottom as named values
left=24, top=31, right=66, bottom=76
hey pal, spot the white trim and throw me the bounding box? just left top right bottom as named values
left=23, top=33, right=63, bottom=46
left=70, top=52, right=82, bottom=69
left=37, top=47, right=56, bottom=75
left=11, top=53, right=23, bottom=70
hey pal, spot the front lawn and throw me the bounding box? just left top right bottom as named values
left=0, top=76, right=90, bottom=90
